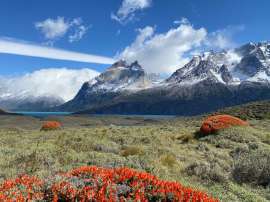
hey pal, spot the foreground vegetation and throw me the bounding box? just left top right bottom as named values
left=0, top=166, right=219, bottom=201
left=0, top=113, right=269, bottom=201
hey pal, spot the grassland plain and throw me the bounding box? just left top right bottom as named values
left=0, top=113, right=269, bottom=201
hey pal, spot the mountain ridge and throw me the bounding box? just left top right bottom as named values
left=44, top=41, right=270, bottom=114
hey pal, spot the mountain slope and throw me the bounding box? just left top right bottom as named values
left=75, top=80, right=270, bottom=115
left=217, top=100, right=270, bottom=120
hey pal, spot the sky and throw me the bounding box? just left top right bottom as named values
left=0, top=0, right=269, bottom=101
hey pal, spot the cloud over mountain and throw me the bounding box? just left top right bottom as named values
left=119, top=23, right=207, bottom=74
left=119, top=21, right=243, bottom=74
left=0, top=68, right=99, bottom=101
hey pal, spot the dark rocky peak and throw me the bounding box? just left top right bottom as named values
left=82, top=60, right=151, bottom=93
left=191, top=60, right=219, bottom=75
left=108, top=60, right=128, bottom=70
left=166, top=56, right=201, bottom=82
left=167, top=54, right=224, bottom=84
left=128, top=60, right=144, bottom=71
left=107, top=60, right=144, bottom=71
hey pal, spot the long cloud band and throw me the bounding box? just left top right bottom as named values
left=0, top=38, right=115, bottom=64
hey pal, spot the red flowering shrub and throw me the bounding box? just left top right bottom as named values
left=0, top=166, right=219, bottom=202
left=200, top=114, right=249, bottom=135
left=41, top=121, right=61, bottom=131
left=0, top=175, right=44, bottom=201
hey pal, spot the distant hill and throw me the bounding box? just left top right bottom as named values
left=0, top=108, right=19, bottom=115
left=0, top=108, right=8, bottom=115
left=0, top=96, right=64, bottom=112
left=216, top=100, right=270, bottom=120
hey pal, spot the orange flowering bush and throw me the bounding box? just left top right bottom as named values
left=200, top=114, right=249, bottom=135
left=41, top=121, right=62, bottom=131
left=0, top=166, right=219, bottom=202
left=0, top=175, right=44, bottom=201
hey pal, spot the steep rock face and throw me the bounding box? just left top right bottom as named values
left=58, top=60, right=153, bottom=111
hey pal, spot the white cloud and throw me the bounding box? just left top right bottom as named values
left=119, top=23, right=207, bottom=74
left=118, top=20, right=244, bottom=74
left=0, top=68, right=100, bottom=101
left=35, top=17, right=70, bottom=40
left=68, top=18, right=89, bottom=43
left=206, top=25, right=245, bottom=50
left=174, top=17, right=190, bottom=25
left=35, top=17, right=88, bottom=43
left=111, top=0, right=152, bottom=24
left=69, top=25, right=88, bottom=43
left=0, top=37, right=115, bottom=64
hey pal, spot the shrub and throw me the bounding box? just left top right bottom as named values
left=0, top=175, right=44, bottom=201
left=186, top=162, right=228, bottom=183
left=160, top=154, right=177, bottom=167
left=0, top=166, right=219, bottom=201
left=176, top=133, right=195, bottom=143
left=41, top=121, right=61, bottom=131
left=200, top=115, right=248, bottom=135
left=121, top=146, right=143, bottom=157
left=93, top=144, right=119, bottom=154
left=232, top=147, right=270, bottom=187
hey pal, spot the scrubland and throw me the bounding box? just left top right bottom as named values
left=0, top=114, right=269, bottom=201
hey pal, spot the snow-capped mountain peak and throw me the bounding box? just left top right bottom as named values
left=167, top=42, right=270, bottom=86
left=166, top=51, right=237, bottom=85
left=85, top=60, right=153, bottom=92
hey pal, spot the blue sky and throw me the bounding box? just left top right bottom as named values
left=0, top=0, right=269, bottom=76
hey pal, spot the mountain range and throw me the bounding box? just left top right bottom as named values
left=56, top=41, right=270, bottom=115
left=1, top=41, right=270, bottom=115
